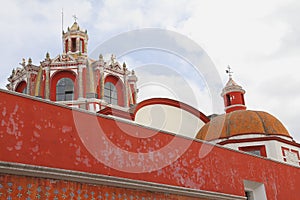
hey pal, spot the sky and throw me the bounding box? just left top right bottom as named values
left=1, top=0, right=300, bottom=142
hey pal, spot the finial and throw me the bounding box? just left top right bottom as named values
left=123, top=62, right=127, bottom=71
left=226, top=65, right=233, bottom=79
left=21, top=58, right=26, bottom=66
left=72, top=14, right=78, bottom=22
left=28, top=58, right=32, bottom=65
left=99, top=54, right=103, bottom=60
left=111, top=54, right=116, bottom=64
left=131, top=69, right=135, bottom=75
left=46, top=52, right=50, bottom=60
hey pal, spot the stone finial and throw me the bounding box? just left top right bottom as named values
left=99, top=54, right=103, bottom=61
left=123, top=62, right=127, bottom=71
left=21, top=58, right=26, bottom=66
left=28, top=58, right=32, bottom=64
left=46, top=52, right=50, bottom=60
left=131, top=69, right=135, bottom=75
left=111, top=54, right=116, bottom=64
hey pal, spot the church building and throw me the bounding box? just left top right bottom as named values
left=6, top=21, right=138, bottom=115
left=1, top=21, right=300, bottom=200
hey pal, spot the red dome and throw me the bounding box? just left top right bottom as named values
left=196, top=110, right=290, bottom=141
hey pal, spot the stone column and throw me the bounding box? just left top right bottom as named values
left=123, top=74, right=128, bottom=107
left=76, top=37, right=80, bottom=53
left=26, top=72, right=31, bottom=95
left=99, top=68, right=104, bottom=99
left=68, top=38, right=71, bottom=53
left=84, top=39, right=88, bottom=53
left=78, top=65, right=85, bottom=99
left=45, top=67, right=50, bottom=99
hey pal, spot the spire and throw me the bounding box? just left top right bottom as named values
left=221, top=66, right=246, bottom=113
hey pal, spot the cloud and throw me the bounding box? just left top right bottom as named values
left=1, top=0, right=300, bottom=142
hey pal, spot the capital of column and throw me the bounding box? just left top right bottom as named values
left=78, top=65, right=86, bottom=72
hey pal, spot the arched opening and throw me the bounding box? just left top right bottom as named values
left=71, top=38, right=76, bottom=52
left=15, top=81, right=27, bottom=94
left=104, top=75, right=125, bottom=106
left=104, top=82, right=118, bottom=105
left=50, top=70, right=77, bottom=101
left=56, top=78, right=74, bottom=101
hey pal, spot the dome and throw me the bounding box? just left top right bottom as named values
left=196, top=110, right=291, bottom=141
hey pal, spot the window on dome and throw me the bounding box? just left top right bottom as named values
left=104, top=82, right=118, bottom=105
left=239, top=145, right=267, bottom=157
left=56, top=78, right=74, bottom=101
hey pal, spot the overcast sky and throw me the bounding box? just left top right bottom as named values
left=1, top=0, right=300, bottom=142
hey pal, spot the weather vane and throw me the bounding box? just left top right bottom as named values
left=72, top=14, right=78, bottom=22
left=226, top=65, right=233, bottom=79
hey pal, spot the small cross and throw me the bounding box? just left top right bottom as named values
left=72, top=14, right=78, bottom=22
left=226, top=65, right=233, bottom=79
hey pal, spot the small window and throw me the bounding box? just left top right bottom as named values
left=56, top=78, right=74, bottom=101
left=104, top=82, right=118, bottom=105
left=226, top=94, right=231, bottom=106
left=281, top=147, right=300, bottom=166
left=239, top=145, right=267, bottom=157
left=71, top=38, right=76, bottom=52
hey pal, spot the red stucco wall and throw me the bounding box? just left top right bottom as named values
left=0, top=90, right=299, bottom=199
left=0, top=174, right=205, bottom=200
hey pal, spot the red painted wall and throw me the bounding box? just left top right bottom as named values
left=0, top=90, right=299, bottom=199
left=0, top=174, right=204, bottom=200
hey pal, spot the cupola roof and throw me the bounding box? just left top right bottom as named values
left=221, top=77, right=245, bottom=97
left=196, top=110, right=291, bottom=141
left=70, top=22, right=80, bottom=31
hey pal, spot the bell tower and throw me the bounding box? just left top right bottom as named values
left=221, top=66, right=246, bottom=113
left=62, top=17, right=88, bottom=59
